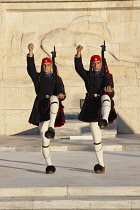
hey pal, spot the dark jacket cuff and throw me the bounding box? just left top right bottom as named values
left=74, top=56, right=82, bottom=63
left=27, top=54, right=34, bottom=64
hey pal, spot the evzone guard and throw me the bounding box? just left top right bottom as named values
left=27, top=43, right=66, bottom=174
left=75, top=43, right=117, bottom=173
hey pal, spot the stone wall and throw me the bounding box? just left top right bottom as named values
left=0, top=0, right=140, bottom=135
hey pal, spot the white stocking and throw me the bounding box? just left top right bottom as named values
left=90, top=122, right=104, bottom=167
left=39, top=121, right=52, bottom=166
left=49, top=95, right=59, bottom=128
left=101, top=94, right=111, bottom=123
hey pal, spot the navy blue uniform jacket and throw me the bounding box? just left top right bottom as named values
left=27, top=55, right=65, bottom=126
left=75, top=56, right=117, bottom=123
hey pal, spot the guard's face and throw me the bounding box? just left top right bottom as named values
left=42, top=63, right=52, bottom=73
left=92, top=61, right=102, bottom=72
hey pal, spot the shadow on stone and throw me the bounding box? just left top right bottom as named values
left=80, top=120, right=117, bottom=134
left=65, top=113, right=79, bottom=119
left=13, top=127, right=39, bottom=135
left=12, top=114, right=134, bottom=135
left=0, top=158, right=44, bottom=166
left=80, top=125, right=91, bottom=134
left=117, top=114, right=134, bottom=134
left=0, top=164, right=45, bottom=174
left=56, top=165, right=94, bottom=174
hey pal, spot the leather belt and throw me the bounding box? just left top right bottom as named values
left=37, top=95, right=51, bottom=99
left=86, top=93, right=100, bottom=98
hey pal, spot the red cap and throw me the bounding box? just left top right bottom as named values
left=90, top=55, right=101, bottom=62
left=42, top=57, right=52, bottom=64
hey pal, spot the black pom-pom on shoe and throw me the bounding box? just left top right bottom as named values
left=94, top=164, right=105, bottom=174
left=98, top=119, right=108, bottom=128
left=46, top=165, right=56, bottom=174
left=45, top=127, right=55, bottom=139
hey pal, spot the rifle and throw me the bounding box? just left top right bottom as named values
left=51, top=46, right=58, bottom=88
left=100, top=41, right=108, bottom=87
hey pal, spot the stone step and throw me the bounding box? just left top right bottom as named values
left=17, top=119, right=117, bottom=139
left=0, top=187, right=140, bottom=197
left=0, top=196, right=140, bottom=210
left=1, top=134, right=140, bottom=152
left=55, top=119, right=117, bottom=139
left=0, top=187, right=140, bottom=210
left=0, top=144, right=124, bottom=152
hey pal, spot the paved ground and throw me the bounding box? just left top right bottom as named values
left=0, top=134, right=140, bottom=189
left=0, top=150, right=140, bottom=188
left=0, top=135, right=140, bottom=209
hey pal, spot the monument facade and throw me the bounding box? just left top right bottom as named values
left=0, top=0, right=140, bottom=134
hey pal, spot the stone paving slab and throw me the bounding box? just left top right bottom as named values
left=0, top=197, right=140, bottom=210
left=0, top=151, right=140, bottom=189
left=0, top=150, right=140, bottom=209
left=1, top=187, right=140, bottom=198
left=0, top=134, right=140, bottom=152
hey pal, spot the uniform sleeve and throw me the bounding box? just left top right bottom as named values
left=109, top=74, right=114, bottom=88
left=56, top=76, right=66, bottom=99
left=27, top=55, right=39, bottom=84
left=74, top=56, right=87, bottom=81
left=109, top=74, right=115, bottom=98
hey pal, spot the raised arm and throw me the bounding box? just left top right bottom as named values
left=74, top=45, right=87, bottom=81
left=27, top=43, right=38, bottom=82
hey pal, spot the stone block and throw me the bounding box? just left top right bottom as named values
left=0, top=200, right=32, bottom=210
left=58, top=67, right=71, bottom=80
left=137, top=108, right=140, bottom=134
left=0, top=79, right=31, bottom=88
left=68, top=186, right=140, bottom=197
left=3, top=66, right=28, bottom=80
left=0, top=87, right=22, bottom=109
left=136, top=66, right=140, bottom=79
left=33, top=199, right=131, bottom=210
left=0, top=111, right=5, bottom=135
left=132, top=10, right=140, bottom=22
left=120, top=42, right=140, bottom=65
left=0, top=39, right=2, bottom=80
left=113, top=86, right=121, bottom=109
left=64, top=79, right=84, bottom=87
left=0, top=187, right=67, bottom=197
left=114, top=78, right=138, bottom=87
left=111, top=66, right=137, bottom=78
left=4, top=110, right=37, bottom=135
left=107, top=10, right=132, bottom=23
left=65, top=108, right=80, bottom=114
left=21, top=87, right=36, bottom=109
left=121, top=86, right=140, bottom=108
left=132, top=200, right=140, bottom=209
left=117, top=108, right=138, bottom=134
left=108, top=21, right=139, bottom=46
left=63, top=86, right=86, bottom=109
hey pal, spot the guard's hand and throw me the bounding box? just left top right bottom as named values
left=28, top=43, right=34, bottom=52
left=76, top=45, right=83, bottom=52
left=104, top=86, right=114, bottom=93
left=57, top=94, right=65, bottom=100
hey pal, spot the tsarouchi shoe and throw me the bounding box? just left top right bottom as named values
left=46, top=165, right=56, bottom=174
left=98, top=119, right=108, bottom=129
left=45, top=127, right=55, bottom=139
left=94, top=164, right=105, bottom=174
